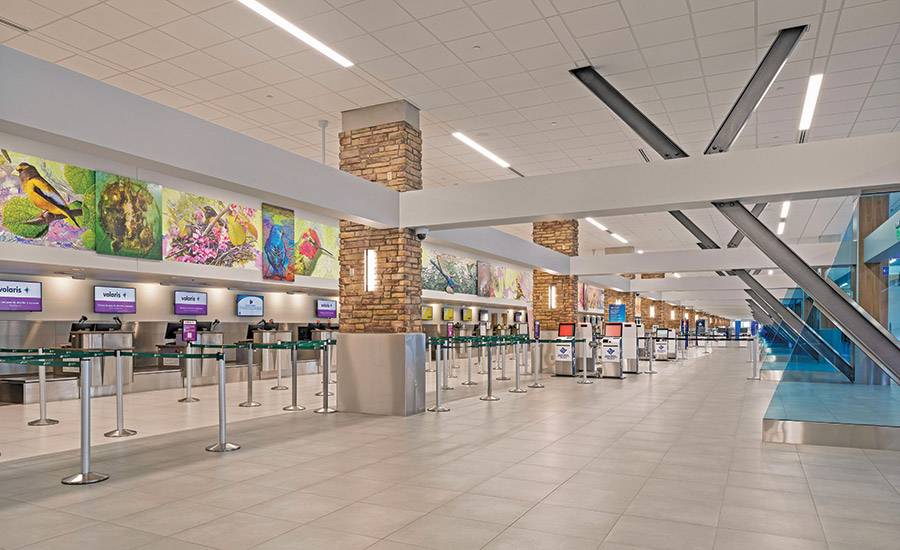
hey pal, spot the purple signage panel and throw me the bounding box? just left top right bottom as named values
left=0, top=280, right=42, bottom=311
left=182, top=320, right=197, bottom=342
left=316, top=299, right=337, bottom=319
left=174, top=291, right=207, bottom=315
left=94, top=286, right=136, bottom=314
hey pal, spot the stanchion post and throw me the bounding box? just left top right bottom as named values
left=272, top=343, right=288, bottom=390
left=461, top=340, right=477, bottom=386
left=529, top=340, right=544, bottom=388
left=440, top=342, right=453, bottom=390
left=28, top=348, right=58, bottom=426
left=497, top=339, right=510, bottom=381
left=578, top=339, right=593, bottom=384
left=315, top=344, right=336, bottom=413
left=105, top=350, right=136, bottom=437
left=427, top=341, right=450, bottom=412
left=646, top=337, right=658, bottom=374
left=510, top=340, right=527, bottom=393
left=239, top=343, right=261, bottom=407
left=62, top=358, right=108, bottom=484
left=316, top=343, right=334, bottom=397
left=284, top=344, right=305, bottom=411
left=479, top=343, right=499, bottom=401
left=207, top=354, right=240, bottom=452
left=426, top=342, right=434, bottom=372
left=448, top=341, right=458, bottom=378
left=178, top=342, right=199, bottom=403
left=748, top=334, right=760, bottom=380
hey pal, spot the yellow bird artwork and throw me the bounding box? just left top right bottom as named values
left=13, top=162, right=80, bottom=227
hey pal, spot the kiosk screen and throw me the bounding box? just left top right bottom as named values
left=558, top=323, right=576, bottom=337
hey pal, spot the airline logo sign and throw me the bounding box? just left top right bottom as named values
left=602, top=345, right=620, bottom=362
left=555, top=344, right=571, bottom=361
left=94, top=286, right=136, bottom=313
left=656, top=342, right=667, bottom=355
left=0, top=281, right=41, bottom=311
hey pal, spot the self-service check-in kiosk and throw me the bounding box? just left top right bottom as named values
left=554, top=323, right=576, bottom=375
left=654, top=328, right=669, bottom=361
left=600, top=323, right=624, bottom=379
left=621, top=322, right=638, bottom=374
left=666, top=328, right=677, bottom=359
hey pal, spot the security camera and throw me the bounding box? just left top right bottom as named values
left=414, top=227, right=429, bottom=241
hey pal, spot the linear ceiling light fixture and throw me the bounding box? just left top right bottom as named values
left=798, top=74, right=823, bottom=143
left=777, top=221, right=786, bottom=235
left=780, top=201, right=791, bottom=218
left=585, top=217, right=607, bottom=231
left=237, top=0, right=353, bottom=67
left=705, top=25, right=808, bottom=154
left=611, top=233, right=628, bottom=244
left=452, top=132, right=513, bottom=171
left=673, top=272, right=681, bottom=278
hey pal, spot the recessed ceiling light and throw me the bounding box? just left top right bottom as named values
left=799, top=74, right=823, bottom=131
left=637, top=250, right=644, bottom=254
left=673, top=272, right=681, bottom=278
left=237, top=0, right=353, bottom=67
left=585, top=217, right=607, bottom=231
left=777, top=221, right=785, bottom=235
left=767, top=269, right=774, bottom=275
left=452, top=132, right=510, bottom=168
left=780, top=201, right=790, bottom=218
left=611, top=233, right=628, bottom=243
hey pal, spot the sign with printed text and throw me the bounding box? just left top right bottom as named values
left=602, top=344, right=620, bottom=362
left=608, top=304, right=626, bottom=322
left=174, top=291, right=207, bottom=315
left=0, top=280, right=41, bottom=311
left=94, top=286, right=136, bottom=314
left=656, top=342, right=667, bottom=355
left=182, top=320, right=197, bottom=342
left=555, top=344, right=571, bottom=361
left=883, top=266, right=889, bottom=276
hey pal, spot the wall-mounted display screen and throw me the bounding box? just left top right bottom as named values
left=174, top=291, right=207, bottom=315
left=442, top=307, right=454, bottom=321
left=236, top=295, right=264, bottom=317
left=0, top=280, right=42, bottom=311
left=94, top=286, right=136, bottom=314
left=421, top=305, right=433, bottom=320
left=316, top=299, right=337, bottom=319
left=462, top=308, right=472, bottom=322
left=479, top=311, right=489, bottom=322
left=514, top=311, right=523, bottom=322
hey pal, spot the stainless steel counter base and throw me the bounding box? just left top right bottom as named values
left=337, top=333, right=425, bottom=416
left=763, top=418, right=900, bottom=451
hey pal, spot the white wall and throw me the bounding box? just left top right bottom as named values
left=0, top=273, right=338, bottom=324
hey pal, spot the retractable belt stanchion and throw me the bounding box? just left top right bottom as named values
left=439, top=341, right=453, bottom=390
left=578, top=338, right=592, bottom=384
left=178, top=342, right=199, bottom=403
left=284, top=343, right=305, bottom=412
left=28, top=347, right=58, bottom=426
left=497, top=338, right=510, bottom=381
left=528, top=340, right=544, bottom=388
left=428, top=340, right=450, bottom=413
left=239, top=343, right=260, bottom=407
left=315, top=343, right=336, bottom=414
left=448, top=341, right=458, bottom=378
left=426, top=341, right=435, bottom=372
left=646, top=337, right=658, bottom=374
left=63, top=356, right=108, bottom=484
left=461, top=338, right=477, bottom=386
left=477, top=341, right=487, bottom=375
left=207, top=352, right=239, bottom=452
left=315, top=343, right=333, bottom=397
left=480, top=343, right=499, bottom=401
left=271, top=343, right=288, bottom=390
left=748, top=334, right=760, bottom=380
left=510, top=340, right=527, bottom=393
left=105, top=349, right=136, bottom=438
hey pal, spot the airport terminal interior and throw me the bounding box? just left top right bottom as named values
left=1, top=0, right=900, bottom=548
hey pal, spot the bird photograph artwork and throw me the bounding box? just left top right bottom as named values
left=296, top=226, right=334, bottom=278
left=262, top=203, right=295, bottom=281
left=0, top=150, right=95, bottom=249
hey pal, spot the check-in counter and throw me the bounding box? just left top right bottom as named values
left=64, top=331, right=133, bottom=397
left=156, top=331, right=225, bottom=384
left=253, top=329, right=292, bottom=377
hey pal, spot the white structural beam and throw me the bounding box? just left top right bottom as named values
left=659, top=289, right=790, bottom=302
left=0, top=45, right=399, bottom=228
left=430, top=227, right=570, bottom=274
left=400, top=133, right=900, bottom=229
left=571, top=242, right=843, bottom=275
left=632, top=274, right=798, bottom=292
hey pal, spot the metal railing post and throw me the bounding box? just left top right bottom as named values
left=62, top=358, right=108, bottom=484
left=428, top=342, right=450, bottom=412
left=748, top=333, right=761, bottom=380
left=315, top=344, right=336, bottom=413
left=529, top=340, right=544, bottom=388
left=284, top=344, right=305, bottom=411
left=497, top=340, right=510, bottom=381
left=178, top=342, right=199, bottom=403
left=272, top=343, right=288, bottom=390
left=105, top=350, right=136, bottom=437
left=578, top=339, right=592, bottom=384
left=28, top=347, right=58, bottom=426
left=207, top=354, right=240, bottom=452
left=646, top=337, right=658, bottom=374
left=239, top=343, right=260, bottom=407
left=480, top=344, right=499, bottom=401
left=510, top=341, right=527, bottom=393
left=461, top=340, right=477, bottom=386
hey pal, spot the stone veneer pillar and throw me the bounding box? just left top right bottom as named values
left=336, top=100, right=425, bottom=416
left=532, top=220, right=579, bottom=333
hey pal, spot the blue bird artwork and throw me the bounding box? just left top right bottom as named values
left=264, top=225, right=289, bottom=280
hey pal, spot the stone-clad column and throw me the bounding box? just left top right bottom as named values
left=336, top=100, right=425, bottom=416
left=532, top=220, right=579, bottom=333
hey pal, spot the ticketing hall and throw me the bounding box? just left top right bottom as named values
left=0, top=0, right=899, bottom=548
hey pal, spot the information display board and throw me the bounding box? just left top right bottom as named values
left=174, top=291, right=207, bottom=315
left=236, top=295, right=264, bottom=317
left=316, top=299, right=337, bottom=319
left=442, top=307, right=454, bottom=321
left=608, top=304, right=626, bottom=323
left=94, top=286, right=136, bottom=314
left=0, top=280, right=41, bottom=311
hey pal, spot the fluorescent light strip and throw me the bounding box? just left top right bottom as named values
left=611, top=233, right=628, bottom=244
left=799, top=74, right=823, bottom=131
left=238, top=0, right=353, bottom=67
left=452, top=132, right=510, bottom=168
left=673, top=272, right=681, bottom=278
left=777, top=221, right=785, bottom=235
left=637, top=250, right=644, bottom=254
left=780, top=201, right=791, bottom=218
left=585, top=217, right=607, bottom=231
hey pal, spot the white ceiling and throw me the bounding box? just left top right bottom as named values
left=496, top=195, right=855, bottom=256
left=2, top=0, right=898, bottom=187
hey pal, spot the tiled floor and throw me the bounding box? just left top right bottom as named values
left=1, top=347, right=899, bottom=549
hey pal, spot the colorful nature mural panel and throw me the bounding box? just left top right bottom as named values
left=477, top=261, right=492, bottom=298
left=262, top=203, right=295, bottom=281
left=580, top=284, right=604, bottom=311
left=0, top=149, right=95, bottom=250
left=475, top=260, right=532, bottom=301
left=295, top=219, right=339, bottom=279
left=94, top=172, right=162, bottom=259
left=422, top=248, right=477, bottom=295
left=162, top=189, right=261, bottom=270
